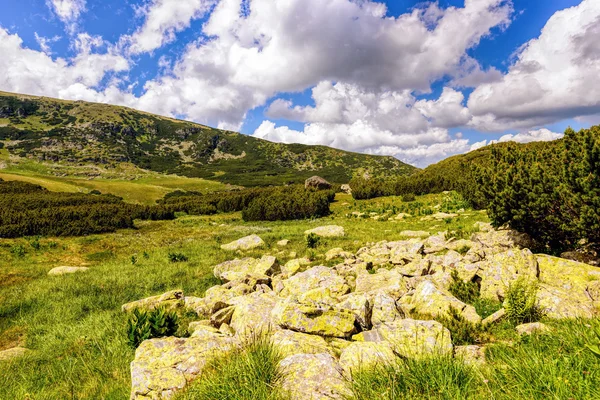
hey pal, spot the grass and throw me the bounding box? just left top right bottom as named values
left=1, top=191, right=598, bottom=399
left=175, top=337, right=287, bottom=400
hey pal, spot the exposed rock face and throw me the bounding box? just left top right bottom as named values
left=479, top=249, right=539, bottom=301
left=278, top=266, right=350, bottom=298
left=220, top=234, right=265, bottom=251
left=48, top=266, right=89, bottom=276
left=408, top=280, right=481, bottom=324
left=213, top=256, right=278, bottom=282
left=278, top=353, right=350, bottom=400
left=305, top=225, right=345, bottom=238
left=305, top=176, right=332, bottom=190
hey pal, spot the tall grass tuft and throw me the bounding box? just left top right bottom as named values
left=503, top=277, right=542, bottom=324
left=175, top=336, right=287, bottom=400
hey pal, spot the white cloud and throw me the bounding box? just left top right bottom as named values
left=34, top=33, right=61, bottom=54
left=414, top=88, right=471, bottom=128
left=470, top=128, right=563, bottom=150
left=46, top=0, right=86, bottom=32
left=468, top=0, right=600, bottom=131
left=126, top=0, right=217, bottom=54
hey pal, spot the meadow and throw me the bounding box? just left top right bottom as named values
left=1, top=192, right=599, bottom=399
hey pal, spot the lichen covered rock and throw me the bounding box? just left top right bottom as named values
left=272, top=329, right=334, bottom=357
left=279, top=266, right=350, bottom=298
left=220, top=234, right=265, bottom=251
left=48, top=266, right=89, bottom=276
left=339, top=342, right=396, bottom=375
left=122, top=290, right=184, bottom=313
left=409, top=280, right=481, bottom=324
left=304, top=225, right=345, bottom=238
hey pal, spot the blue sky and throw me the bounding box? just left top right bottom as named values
left=1, top=0, right=599, bottom=167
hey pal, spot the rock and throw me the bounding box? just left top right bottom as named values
left=229, top=292, right=279, bottom=336
left=516, top=322, right=550, bottom=335
left=354, top=269, right=406, bottom=299
left=442, top=250, right=463, bottom=267
left=339, top=342, right=396, bottom=375
left=455, top=345, right=486, bottom=366
left=183, top=296, right=206, bottom=316
left=340, top=184, right=352, bottom=194
left=189, top=323, right=222, bottom=339
left=277, top=239, right=290, bottom=247
left=400, top=230, right=430, bottom=238
left=409, top=280, right=481, bottom=324
left=429, top=212, right=459, bottom=220
left=213, top=256, right=278, bottom=281
left=305, top=176, right=332, bottom=190
left=279, top=266, right=350, bottom=298
left=394, top=213, right=412, bottom=220
left=210, top=306, right=235, bottom=328
left=130, top=336, right=239, bottom=399
left=272, top=330, right=334, bottom=357
left=354, top=319, right=453, bottom=359
left=370, top=292, right=403, bottom=327
left=537, top=284, right=596, bottom=319
left=0, top=347, right=29, bottom=361
left=482, top=308, right=506, bottom=326
left=48, top=266, right=89, bottom=276
left=203, top=282, right=252, bottom=314
left=273, top=297, right=357, bottom=338
left=280, top=258, right=311, bottom=279
left=122, top=290, right=185, bottom=313
left=219, top=323, right=235, bottom=336
left=305, top=225, right=345, bottom=238
left=335, top=293, right=372, bottom=331
left=220, top=234, right=265, bottom=251
left=479, top=249, right=539, bottom=301
left=278, top=353, right=350, bottom=400
left=537, top=254, right=600, bottom=292
left=472, top=229, right=536, bottom=250
left=326, top=248, right=353, bottom=261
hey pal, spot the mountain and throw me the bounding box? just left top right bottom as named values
left=0, top=91, right=416, bottom=186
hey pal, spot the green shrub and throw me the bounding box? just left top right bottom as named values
left=126, top=307, right=179, bottom=348
left=438, top=306, right=483, bottom=346
left=168, top=252, right=188, bottom=263
left=448, top=270, right=479, bottom=304
left=10, top=244, right=25, bottom=257
left=504, top=277, right=542, bottom=324
left=306, top=233, right=320, bottom=249
left=401, top=193, right=416, bottom=202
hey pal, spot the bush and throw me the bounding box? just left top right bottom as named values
left=402, top=193, right=416, bottom=202
left=504, top=277, right=542, bottom=324
left=438, top=306, right=483, bottom=346
left=448, top=270, right=480, bottom=304
left=126, top=307, right=179, bottom=348
left=168, top=252, right=188, bottom=263
left=306, top=233, right=320, bottom=249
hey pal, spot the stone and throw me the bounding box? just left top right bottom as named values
left=305, top=225, right=345, bottom=238
left=472, top=229, right=536, bottom=250
left=122, top=290, right=185, bottom=313
left=339, top=342, right=396, bottom=375
left=442, top=250, right=463, bottom=267
left=537, top=254, right=600, bottom=292
left=0, top=347, right=29, bottom=361
left=393, top=258, right=431, bottom=277
left=219, top=323, right=235, bottom=336
left=220, top=234, right=265, bottom=251
left=429, top=212, right=459, bottom=220
left=370, top=292, right=403, bottom=327
left=213, top=256, right=278, bottom=281
left=482, top=308, right=506, bottom=326
left=305, top=176, right=332, bottom=190
left=400, top=230, right=430, bottom=238
left=340, top=184, right=352, bottom=194
left=281, top=258, right=311, bottom=278
left=272, top=330, right=334, bottom=357
left=183, top=296, right=206, bottom=316
left=48, top=266, right=89, bottom=276
left=479, top=249, right=539, bottom=301
left=455, top=345, right=486, bottom=366
left=326, top=248, right=351, bottom=261
left=203, top=282, right=252, bottom=314
left=354, top=269, right=406, bottom=299
left=394, top=213, right=412, bottom=220
left=278, top=353, right=350, bottom=400
left=273, top=298, right=357, bottom=338
left=279, top=266, right=350, bottom=298
left=189, top=323, right=222, bottom=339
left=277, top=239, right=290, bottom=247
left=229, top=292, right=279, bottom=336
left=537, top=284, right=596, bottom=319
left=354, top=319, right=453, bottom=359
left=210, top=306, right=235, bottom=328
left=516, top=322, right=550, bottom=335
left=335, top=293, right=372, bottom=331
left=409, top=280, right=481, bottom=324
left=130, top=336, right=239, bottom=400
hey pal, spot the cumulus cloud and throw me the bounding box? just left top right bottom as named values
left=468, top=0, right=600, bottom=131
left=469, top=128, right=563, bottom=150
left=34, top=33, right=61, bottom=54
left=126, top=0, right=217, bottom=54
left=46, top=0, right=86, bottom=32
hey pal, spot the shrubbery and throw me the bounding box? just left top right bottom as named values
left=503, top=277, right=542, bottom=324
left=126, top=307, right=179, bottom=348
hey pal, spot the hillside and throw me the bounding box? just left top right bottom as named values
left=0, top=91, right=416, bottom=186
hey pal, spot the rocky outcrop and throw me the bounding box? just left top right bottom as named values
left=305, top=225, right=345, bottom=238
left=48, top=266, right=89, bottom=276
left=220, top=234, right=265, bottom=251
left=305, top=176, right=332, bottom=190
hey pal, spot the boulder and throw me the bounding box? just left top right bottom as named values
left=326, top=248, right=353, bottom=261
left=213, top=256, right=278, bottom=281
left=339, top=342, right=396, bottom=375
left=272, top=330, right=334, bottom=358
left=353, top=319, right=453, bottom=359
left=370, top=292, right=403, bottom=327
left=340, top=184, right=352, bottom=194
left=482, top=308, right=506, bottom=326
left=516, top=322, right=550, bottom=335
left=122, top=290, right=184, bottom=313
left=48, top=266, right=89, bottom=276
left=354, top=269, right=406, bottom=299
left=305, top=176, right=332, bottom=190
left=229, top=292, right=279, bottom=336
left=455, top=345, right=486, bottom=366
left=277, top=239, right=290, bottom=247
left=409, top=280, right=481, bottom=324
left=0, top=347, right=29, bottom=361
left=183, top=296, right=207, bottom=316
left=278, top=353, right=350, bottom=400
left=273, top=298, right=357, bottom=338
left=281, top=258, right=311, bottom=278
left=400, top=230, right=430, bottom=238
left=479, top=249, right=539, bottom=301
left=220, top=234, right=265, bottom=251
left=130, top=336, right=239, bottom=399
left=537, top=284, right=596, bottom=319
left=210, top=306, right=235, bottom=328
left=335, top=293, right=372, bottom=331
left=537, top=254, right=600, bottom=292
left=279, top=266, right=350, bottom=298
left=203, top=282, right=252, bottom=314
left=305, top=225, right=345, bottom=238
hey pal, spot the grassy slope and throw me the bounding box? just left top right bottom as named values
left=0, top=91, right=417, bottom=186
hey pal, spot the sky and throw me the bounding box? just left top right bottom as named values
left=1, top=0, right=599, bottom=167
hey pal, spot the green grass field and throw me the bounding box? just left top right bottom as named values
left=1, top=192, right=599, bottom=399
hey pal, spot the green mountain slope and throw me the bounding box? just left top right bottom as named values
left=0, top=91, right=416, bottom=186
